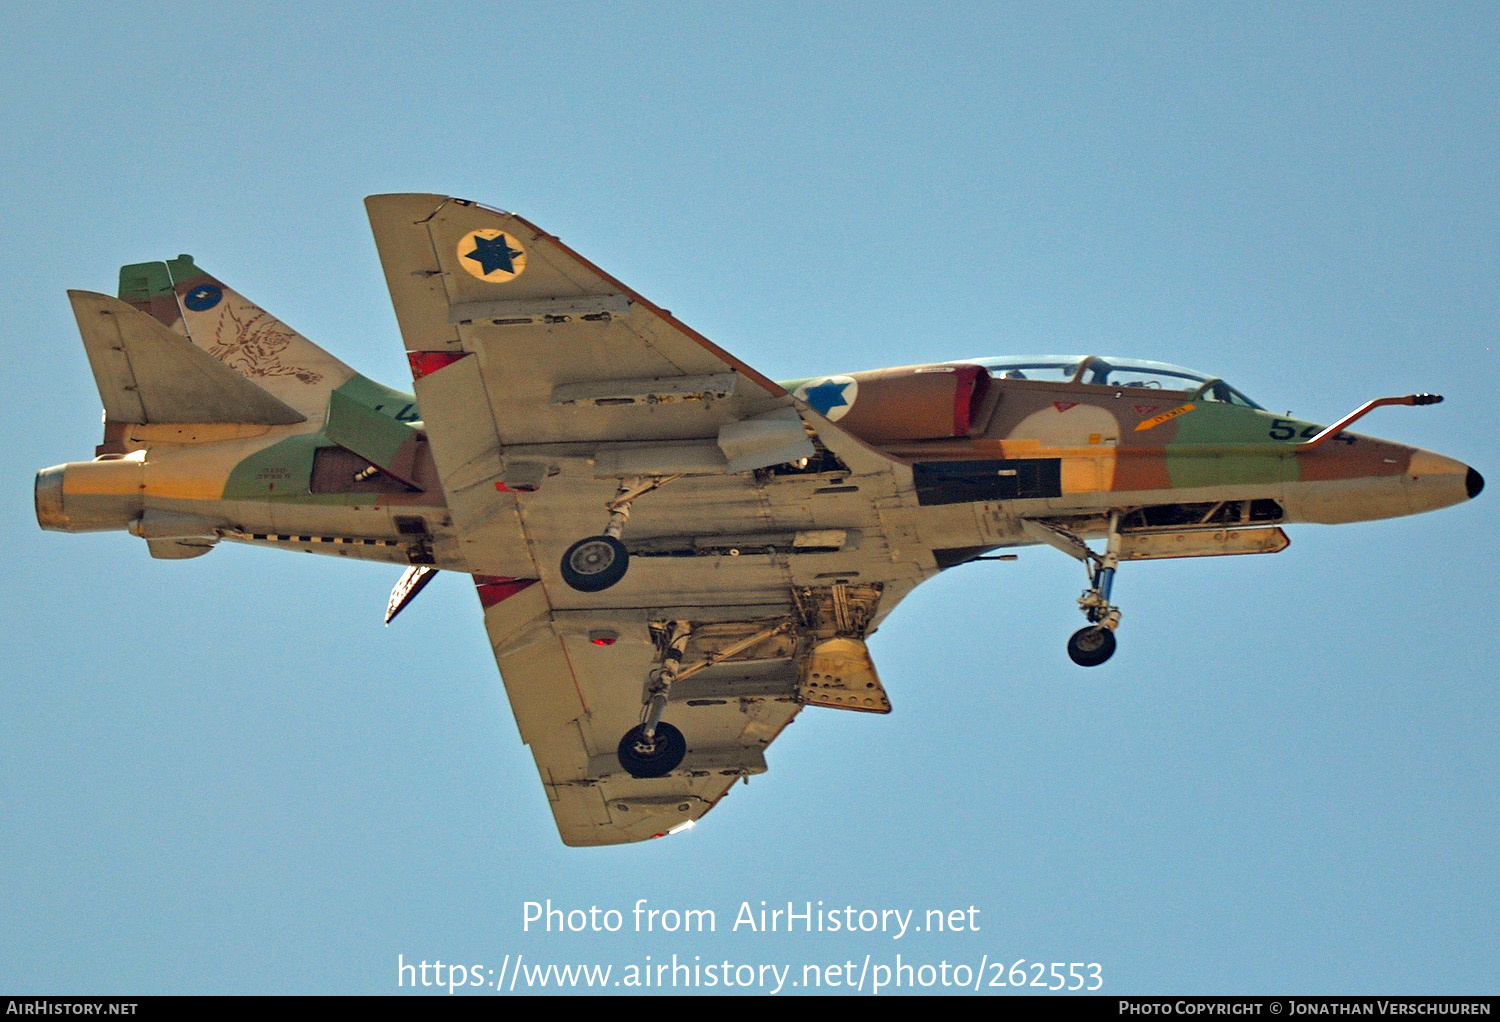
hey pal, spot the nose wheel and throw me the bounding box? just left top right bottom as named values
left=1067, top=626, right=1117, bottom=667
left=1071, top=547, right=1122, bottom=667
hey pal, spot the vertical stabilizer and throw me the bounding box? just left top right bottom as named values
left=156, top=255, right=357, bottom=420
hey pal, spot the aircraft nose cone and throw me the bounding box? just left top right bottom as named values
left=1468, top=467, right=1484, bottom=499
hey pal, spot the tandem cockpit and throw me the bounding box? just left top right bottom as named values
left=968, top=355, right=1264, bottom=409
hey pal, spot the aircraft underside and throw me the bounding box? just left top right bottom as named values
left=35, top=195, right=1481, bottom=844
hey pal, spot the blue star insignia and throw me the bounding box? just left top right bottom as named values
left=802, top=379, right=850, bottom=415
left=183, top=284, right=222, bottom=312
left=464, top=233, right=524, bottom=276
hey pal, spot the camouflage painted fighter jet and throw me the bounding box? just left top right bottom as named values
left=36, top=194, right=1484, bottom=846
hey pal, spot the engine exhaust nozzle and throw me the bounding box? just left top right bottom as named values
left=34, top=458, right=146, bottom=533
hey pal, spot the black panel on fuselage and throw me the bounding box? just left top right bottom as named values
left=913, top=459, right=1063, bottom=506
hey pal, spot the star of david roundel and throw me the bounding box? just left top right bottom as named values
left=457, top=229, right=527, bottom=283
left=793, top=375, right=858, bottom=421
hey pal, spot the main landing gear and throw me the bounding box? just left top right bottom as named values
left=616, top=619, right=792, bottom=778
left=1022, top=513, right=1124, bottom=667
left=560, top=475, right=680, bottom=593
left=618, top=621, right=692, bottom=778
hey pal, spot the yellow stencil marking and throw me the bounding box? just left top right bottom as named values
left=456, top=229, right=527, bottom=283
left=1134, top=403, right=1195, bottom=431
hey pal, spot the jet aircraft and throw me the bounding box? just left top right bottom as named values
left=35, top=194, right=1484, bottom=845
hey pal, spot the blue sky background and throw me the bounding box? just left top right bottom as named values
left=2, top=2, right=1496, bottom=994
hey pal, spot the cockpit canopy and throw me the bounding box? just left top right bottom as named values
left=968, top=355, right=1264, bottom=409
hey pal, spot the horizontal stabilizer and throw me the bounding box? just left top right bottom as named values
left=69, top=291, right=306, bottom=426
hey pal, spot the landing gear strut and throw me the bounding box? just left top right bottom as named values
left=1021, top=513, right=1124, bottom=667
left=618, top=621, right=692, bottom=778
left=559, top=475, right=680, bottom=593
left=1068, top=512, right=1122, bottom=667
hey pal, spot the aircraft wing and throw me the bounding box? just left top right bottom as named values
left=366, top=194, right=930, bottom=845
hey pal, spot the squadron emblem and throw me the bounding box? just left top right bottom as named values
left=182, top=283, right=223, bottom=312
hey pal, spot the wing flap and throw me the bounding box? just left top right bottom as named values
left=489, top=626, right=589, bottom=747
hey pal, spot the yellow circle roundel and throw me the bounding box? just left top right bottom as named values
left=457, top=229, right=527, bottom=283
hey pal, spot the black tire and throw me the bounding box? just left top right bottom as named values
left=560, top=535, right=629, bottom=592
left=1067, top=626, right=1117, bottom=667
left=617, top=722, right=687, bottom=778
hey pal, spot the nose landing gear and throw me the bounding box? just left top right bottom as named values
left=1069, top=531, right=1121, bottom=666
left=1067, top=625, right=1116, bottom=667
left=1021, top=513, right=1124, bottom=667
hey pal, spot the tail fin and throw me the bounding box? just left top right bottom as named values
left=112, top=255, right=419, bottom=426
left=113, top=255, right=356, bottom=421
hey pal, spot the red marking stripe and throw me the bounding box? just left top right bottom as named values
left=408, top=350, right=470, bottom=381
left=1134, top=404, right=1160, bottom=415
left=473, top=575, right=536, bottom=608
left=1053, top=401, right=1078, bottom=413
